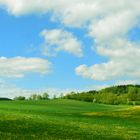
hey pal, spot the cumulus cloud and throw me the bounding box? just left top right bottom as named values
left=72, top=1, right=140, bottom=82
left=40, top=29, right=83, bottom=57
left=0, top=57, right=52, bottom=78
left=76, top=39, right=140, bottom=81
left=88, top=11, right=138, bottom=43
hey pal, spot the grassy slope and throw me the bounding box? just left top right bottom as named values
left=0, top=99, right=139, bottom=140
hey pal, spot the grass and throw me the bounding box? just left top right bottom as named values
left=0, top=99, right=139, bottom=140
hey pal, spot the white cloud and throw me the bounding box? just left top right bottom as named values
left=0, top=0, right=52, bottom=16
left=0, top=0, right=140, bottom=27
left=0, top=57, right=52, bottom=78
left=40, top=29, right=83, bottom=57
left=88, top=11, right=138, bottom=43
left=76, top=39, right=140, bottom=81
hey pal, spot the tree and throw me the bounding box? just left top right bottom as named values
left=128, top=87, right=138, bottom=101
left=42, top=93, right=49, bottom=100
left=37, top=95, right=43, bottom=100
left=60, top=93, right=64, bottom=99
left=53, top=94, right=57, bottom=99
left=29, top=94, right=38, bottom=100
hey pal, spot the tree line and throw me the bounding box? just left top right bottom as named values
left=14, top=93, right=49, bottom=101
left=63, top=85, right=140, bottom=105
left=13, top=85, right=140, bottom=105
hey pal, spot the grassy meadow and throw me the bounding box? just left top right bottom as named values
left=0, top=99, right=140, bottom=140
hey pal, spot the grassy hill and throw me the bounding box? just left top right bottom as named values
left=0, top=99, right=140, bottom=139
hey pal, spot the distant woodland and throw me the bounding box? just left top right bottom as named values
left=63, top=85, right=140, bottom=105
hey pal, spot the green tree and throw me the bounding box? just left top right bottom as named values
left=37, top=95, right=43, bottom=100
left=53, top=94, right=57, bottom=99
left=29, top=94, right=38, bottom=100
left=128, top=87, right=138, bottom=101
left=42, top=93, right=49, bottom=100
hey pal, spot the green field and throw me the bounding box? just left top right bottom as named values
left=0, top=99, right=140, bottom=140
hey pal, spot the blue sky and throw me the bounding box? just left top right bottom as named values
left=0, top=0, right=140, bottom=98
left=0, top=9, right=103, bottom=88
